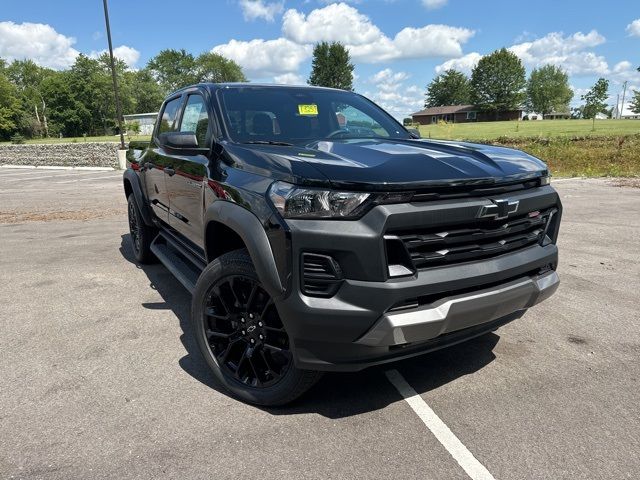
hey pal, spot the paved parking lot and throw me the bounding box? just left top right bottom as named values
left=1, top=168, right=639, bottom=479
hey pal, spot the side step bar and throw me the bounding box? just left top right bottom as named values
left=150, top=231, right=206, bottom=294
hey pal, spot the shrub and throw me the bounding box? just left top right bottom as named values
left=10, top=133, right=26, bottom=144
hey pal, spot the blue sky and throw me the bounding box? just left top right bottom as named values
left=1, top=0, right=639, bottom=118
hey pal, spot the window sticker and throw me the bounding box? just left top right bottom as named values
left=298, top=104, right=318, bottom=116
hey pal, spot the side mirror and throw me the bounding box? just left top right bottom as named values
left=407, top=128, right=421, bottom=139
left=160, top=131, right=199, bottom=149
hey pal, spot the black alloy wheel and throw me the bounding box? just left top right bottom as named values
left=128, top=198, right=142, bottom=255
left=126, top=194, right=156, bottom=264
left=192, top=249, right=322, bottom=406
left=203, top=275, right=292, bottom=387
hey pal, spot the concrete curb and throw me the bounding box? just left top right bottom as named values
left=0, top=165, right=115, bottom=171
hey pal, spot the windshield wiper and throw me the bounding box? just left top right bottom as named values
left=242, top=140, right=294, bottom=146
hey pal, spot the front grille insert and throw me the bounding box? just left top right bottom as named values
left=388, top=208, right=557, bottom=270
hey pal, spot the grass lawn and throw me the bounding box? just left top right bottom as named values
left=418, top=119, right=639, bottom=141
left=0, top=135, right=151, bottom=145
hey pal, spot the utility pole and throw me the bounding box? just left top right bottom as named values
left=103, top=0, right=126, bottom=150
left=620, top=81, right=628, bottom=120
left=615, top=94, right=620, bottom=119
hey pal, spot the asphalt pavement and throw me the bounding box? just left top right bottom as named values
left=1, top=168, right=638, bottom=479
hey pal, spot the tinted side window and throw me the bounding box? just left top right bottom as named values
left=158, top=97, right=182, bottom=134
left=180, top=95, right=210, bottom=147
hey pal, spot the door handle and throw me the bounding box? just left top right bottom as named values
left=165, top=167, right=176, bottom=176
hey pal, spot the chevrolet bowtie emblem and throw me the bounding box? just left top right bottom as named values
left=478, top=199, right=519, bottom=220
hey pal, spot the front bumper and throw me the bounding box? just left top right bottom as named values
left=273, top=185, right=562, bottom=372
left=357, top=270, right=559, bottom=347
left=275, top=243, right=559, bottom=371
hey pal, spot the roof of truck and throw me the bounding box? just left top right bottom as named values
left=172, top=83, right=348, bottom=95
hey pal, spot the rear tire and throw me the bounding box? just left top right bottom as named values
left=127, top=194, right=157, bottom=264
left=191, top=249, right=322, bottom=406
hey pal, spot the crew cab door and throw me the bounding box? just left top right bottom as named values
left=142, top=95, right=184, bottom=224
left=164, top=93, right=212, bottom=247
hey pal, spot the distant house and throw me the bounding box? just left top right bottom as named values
left=545, top=111, right=571, bottom=120
left=523, top=112, right=544, bottom=121
left=123, top=112, right=158, bottom=135
left=410, top=105, right=523, bottom=125
left=613, top=104, right=640, bottom=120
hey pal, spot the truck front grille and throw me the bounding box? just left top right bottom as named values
left=388, top=207, right=557, bottom=270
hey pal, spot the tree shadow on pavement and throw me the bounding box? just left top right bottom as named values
left=120, top=234, right=500, bottom=419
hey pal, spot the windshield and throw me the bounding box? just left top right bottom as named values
left=217, top=86, right=410, bottom=145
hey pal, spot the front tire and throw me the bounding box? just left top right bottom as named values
left=191, top=249, right=322, bottom=406
left=127, top=194, right=156, bottom=264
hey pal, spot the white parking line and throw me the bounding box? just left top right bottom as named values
left=385, top=369, right=496, bottom=480
left=0, top=171, right=53, bottom=177
left=550, top=177, right=582, bottom=183
left=54, top=175, right=121, bottom=184
left=0, top=164, right=114, bottom=171
left=2, top=171, right=119, bottom=183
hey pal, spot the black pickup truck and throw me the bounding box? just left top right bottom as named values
left=123, top=83, right=561, bottom=405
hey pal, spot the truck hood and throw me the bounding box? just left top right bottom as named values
left=225, top=138, right=548, bottom=191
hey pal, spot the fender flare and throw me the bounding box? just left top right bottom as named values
left=204, top=201, right=284, bottom=298
left=123, top=169, right=154, bottom=227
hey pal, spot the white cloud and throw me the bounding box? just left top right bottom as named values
left=435, top=52, right=482, bottom=74
left=613, top=61, right=632, bottom=74
left=366, top=68, right=423, bottom=120
left=509, top=30, right=608, bottom=76
left=422, top=0, right=448, bottom=9
left=0, top=21, right=79, bottom=69
left=89, top=45, right=141, bottom=68
left=274, top=72, right=306, bottom=84
left=212, top=38, right=311, bottom=76
left=282, top=3, right=384, bottom=46
left=385, top=24, right=474, bottom=60
left=626, top=19, right=640, bottom=37
left=610, top=60, right=640, bottom=83
left=436, top=30, right=628, bottom=80
left=370, top=68, right=409, bottom=86
left=282, top=3, right=474, bottom=62
left=239, top=0, right=284, bottom=22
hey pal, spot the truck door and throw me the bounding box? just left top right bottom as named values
left=143, top=95, right=183, bottom=225
left=165, top=93, right=211, bottom=247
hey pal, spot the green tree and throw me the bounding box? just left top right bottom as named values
left=425, top=69, right=471, bottom=107
left=308, top=42, right=354, bottom=90
left=471, top=48, right=526, bottom=119
left=525, top=65, right=573, bottom=117
left=0, top=72, right=22, bottom=139
left=67, top=54, right=117, bottom=135
left=6, top=59, right=56, bottom=137
left=581, top=78, right=609, bottom=121
left=147, top=49, right=198, bottom=94
left=128, top=68, right=165, bottom=113
left=41, top=72, right=91, bottom=137
left=195, top=52, right=247, bottom=83
left=147, top=49, right=247, bottom=95
left=628, top=90, right=640, bottom=114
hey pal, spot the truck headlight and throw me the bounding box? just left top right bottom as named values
left=269, top=182, right=370, bottom=219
